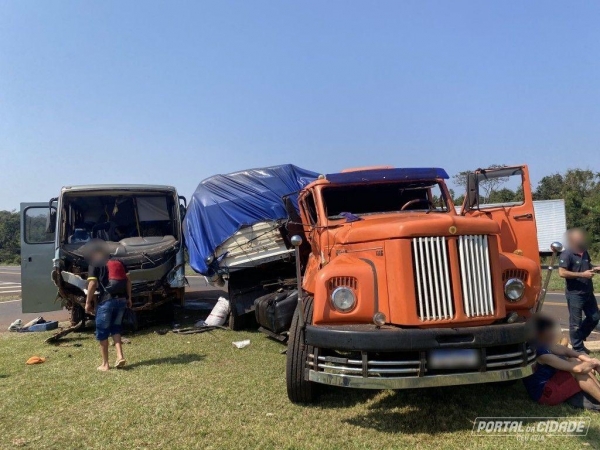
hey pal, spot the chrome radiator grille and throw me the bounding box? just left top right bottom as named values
left=412, top=237, right=454, bottom=321
left=458, top=235, right=494, bottom=317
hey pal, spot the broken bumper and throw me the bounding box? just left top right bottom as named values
left=304, top=322, right=536, bottom=390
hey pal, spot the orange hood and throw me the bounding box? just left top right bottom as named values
left=328, top=213, right=501, bottom=246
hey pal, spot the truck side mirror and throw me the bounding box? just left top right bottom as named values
left=465, top=173, right=479, bottom=210
left=45, top=207, right=57, bottom=234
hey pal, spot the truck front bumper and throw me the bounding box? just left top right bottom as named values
left=304, top=322, right=536, bottom=390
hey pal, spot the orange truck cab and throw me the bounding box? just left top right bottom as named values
left=286, top=165, right=542, bottom=403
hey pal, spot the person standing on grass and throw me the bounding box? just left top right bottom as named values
left=85, top=242, right=132, bottom=371
left=523, top=316, right=600, bottom=411
left=558, top=228, right=600, bottom=354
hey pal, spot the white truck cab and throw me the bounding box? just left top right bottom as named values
left=21, top=184, right=187, bottom=325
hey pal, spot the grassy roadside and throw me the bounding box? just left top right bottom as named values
left=543, top=269, right=600, bottom=293
left=0, top=327, right=599, bottom=449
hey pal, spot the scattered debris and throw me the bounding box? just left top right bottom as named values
left=8, top=319, right=22, bottom=332
left=10, top=317, right=58, bottom=333
left=26, top=356, right=46, bottom=365
left=21, top=317, right=43, bottom=330
left=26, top=321, right=58, bottom=332
left=173, top=325, right=226, bottom=335
left=195, top=297, right=230, bottom=327
left=232, top=339, right=250, bottom=349
left=45, top=320, right=84, bottom=344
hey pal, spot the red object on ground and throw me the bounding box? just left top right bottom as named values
left=538, top=370, right=582, bottom=406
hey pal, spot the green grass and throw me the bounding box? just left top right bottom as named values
left=0, top=296, right=19, bottom=303
left=543, top=270, right=600, bottom=292
left=1, top=327, right=599, bottom=449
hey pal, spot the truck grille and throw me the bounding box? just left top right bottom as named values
left=412, top=237, right=454, bottom=321
left=457, top=235, right=494, bottom=317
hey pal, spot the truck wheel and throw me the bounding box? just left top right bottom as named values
left=70, top=304, right=85, bottom=326
left=228, top=309, right=248, bottom=331
left=123, top=308, right=139, bottom=332
left=286, top=296, right=318, bottom=403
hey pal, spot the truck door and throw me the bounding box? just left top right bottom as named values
left=20, top=203, right=60, bottom=313
left=462, top=165, right=539, bottom=264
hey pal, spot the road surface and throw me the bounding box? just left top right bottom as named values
left=1, top=266, right=598, bottom=341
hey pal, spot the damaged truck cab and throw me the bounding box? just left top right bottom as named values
left=286, top=166, right=542, bottom=403
left=20, top=185, right=186, bottom=325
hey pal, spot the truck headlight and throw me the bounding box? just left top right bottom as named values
left=504, top=278, right=525, bottom=301
left=331, top=287, right=356, bottom=312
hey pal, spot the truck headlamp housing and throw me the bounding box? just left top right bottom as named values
left=504, top=278, right=525, bottom=302
left=331, top=286, right=356, bottom=312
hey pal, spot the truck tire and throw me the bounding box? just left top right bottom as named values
left=229, top=308, right=249, bottom=331
left=286, top=295, right=318, bottom=403
left=228, top=297, right=257, bottom=331
left=70, top=304, right=85, bottom=326
left=123, top=308, right=139, bottom=332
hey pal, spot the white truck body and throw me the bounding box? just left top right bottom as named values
left=214, top=221, right=292, bottom=272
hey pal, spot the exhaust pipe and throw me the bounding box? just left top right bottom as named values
left=536, top=241, right=564, bottom=313
left=290, top=235, right=305, bottom=327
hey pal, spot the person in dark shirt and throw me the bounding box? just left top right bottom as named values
left=523, top=316, right=600, bottom=411
left=85, top=243, right=132, bottom=371
left=558, top=228, right=600, bottom=354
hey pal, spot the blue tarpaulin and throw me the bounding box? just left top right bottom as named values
left=184, top=165, right=318, bottom=275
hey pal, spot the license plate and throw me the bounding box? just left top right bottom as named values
left=428, top=348, right=481, bottom=370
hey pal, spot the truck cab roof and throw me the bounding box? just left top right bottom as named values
left=306, top=167, right=449, bottom=189
left=60, top=184, right=177, bottom=194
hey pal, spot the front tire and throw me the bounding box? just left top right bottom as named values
left=286, top=296, right=318, bottom=403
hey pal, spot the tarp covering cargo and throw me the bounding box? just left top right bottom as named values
left=184, top=165, right=318, bottom=275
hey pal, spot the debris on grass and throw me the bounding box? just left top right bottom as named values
left=26, top=356, right=46, bottom=365
left=232, top=339, right=250, bottom=349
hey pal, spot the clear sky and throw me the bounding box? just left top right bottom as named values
left=1, top=1, right=599, bottom=210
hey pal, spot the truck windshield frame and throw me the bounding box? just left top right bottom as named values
left=320, top=180, right=451, bottom=222
left=59, top=191, right=179, bottom=245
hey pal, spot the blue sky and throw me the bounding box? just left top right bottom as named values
left=1, top=1, right=599, bottom=210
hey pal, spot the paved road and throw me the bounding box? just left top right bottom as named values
left=0, top=266, right=597, bottom=340
left=0, top=266, right=225, bottom=330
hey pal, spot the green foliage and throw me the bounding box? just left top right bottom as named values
left=534, top=169, right=600, bottom=252
left=0, top=210, right=20, bottom=264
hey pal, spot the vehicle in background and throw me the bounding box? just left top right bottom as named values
left=184, top=165, right=317, bottom=331
left=456, top=199, right=567, bottom=256
left=285, top=165, right=544, bottom=403
left=533, top=199, right=567, bottom=256
left=21, top=185, right=186, bottom=326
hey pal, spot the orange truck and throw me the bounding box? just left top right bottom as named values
left=285, top=165, right=546, bottom=403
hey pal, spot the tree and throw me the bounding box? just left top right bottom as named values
left=533, top=173, right=564, bottom=200
left=0, top=210, right=20, bottom=264
left=533, top=169, right=600, bottom=252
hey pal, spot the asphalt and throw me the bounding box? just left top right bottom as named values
left=1, top=266, right=599, bottom=347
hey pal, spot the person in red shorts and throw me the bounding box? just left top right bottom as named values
left=523, top=316, right=600, bottom=411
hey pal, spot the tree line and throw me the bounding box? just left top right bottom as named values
left=1, top=168, right=599, bottom=263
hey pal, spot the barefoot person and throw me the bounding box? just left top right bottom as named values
left=85, top=243, right=132, bottom=371
left=523, top=316, right=600, bottom=411
left=558, top=228, right=600, bottom=354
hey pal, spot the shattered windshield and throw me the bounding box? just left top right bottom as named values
left=322, top=181, right=449, bottom=220
left=62, top=192, right=178, bottom=245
